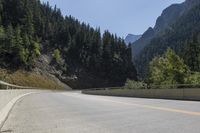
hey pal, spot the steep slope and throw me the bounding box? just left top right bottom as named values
left=132, top=0, right=200, bottom=58
left=125, top=34, right=141, bottom=45
left=131, top=27, right=155, bottom=56
left=136, top=0, right=200, bottom=77
left=0, top=0, right=137, bottom=89
left=0, top=68, right=70, bottom=89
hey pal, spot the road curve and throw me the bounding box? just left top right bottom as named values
left=1, top=91, right=200, bottom=133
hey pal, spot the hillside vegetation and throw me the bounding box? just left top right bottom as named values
left=0, top=68, right=66, bottom=90
left=135, top=1, right=200, bottom=78
left=0, top=0, right=137, bottom=89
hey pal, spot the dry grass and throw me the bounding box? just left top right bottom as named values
left=0, top=68, right=64, bottom=90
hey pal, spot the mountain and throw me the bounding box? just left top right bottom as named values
left=125, top=34, right=141, bottom=45
left=135, top=0, right=200, bottom=77
left=0, top=0, right=137, bottom=89
left=132, top=0, right=200, bottom=58
left=131, top=28, right=155, bottom=57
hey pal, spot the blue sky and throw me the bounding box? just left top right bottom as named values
left=40, top=0, right=185, bottom=38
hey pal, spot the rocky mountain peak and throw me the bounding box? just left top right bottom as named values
left=125, top=34, right=141, bottom=45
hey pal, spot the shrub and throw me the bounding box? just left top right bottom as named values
left=148, top=48, right=190, bottom=85
left=185, top=72, right=200, bottom=84
left=124, top=79, right=147, bottom=89
left=53, top=49, right=61, bottom=62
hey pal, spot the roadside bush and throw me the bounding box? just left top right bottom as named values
left=124, top=79, right=147, bottom=89
left=185, top=72, right=200, bottom=84
left=148, top=48, right=190, bottom=85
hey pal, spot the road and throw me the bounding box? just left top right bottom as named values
left=1, top=91, right=200, bottom=133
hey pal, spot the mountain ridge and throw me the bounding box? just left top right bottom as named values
left=135, top=0, right=200, bottom=77
left=125, top=34, right=141, bottom=45
left=131, top=0, right=200, bottom=59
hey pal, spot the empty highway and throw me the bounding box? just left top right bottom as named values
left=1, top=91, right=200, bottom=133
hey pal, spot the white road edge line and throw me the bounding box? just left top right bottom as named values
left=0, top=92, right=37, bottom=129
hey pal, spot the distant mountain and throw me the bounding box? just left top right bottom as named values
left=125, top=34, right=141, bottom=45
left=131, top=28, right=155, bottom=57
left=132, top=0, right=200, bottom=58
left=135, top=0, right=200, bottom=77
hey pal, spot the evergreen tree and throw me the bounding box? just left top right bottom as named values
left=0, top=0, right=3, bottom=25
left=13, top=26, right=27, bottom=65
left=183, top=37, right=200, bottom=71
left=6, top=24, right=15, bottom=54
left=23, top=8, right=34, bottom=36
left=0, top=0, right=137, bottom=86
left=0, top=26, right=6, bottom=54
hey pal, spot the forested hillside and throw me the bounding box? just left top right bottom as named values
left=135, top=1, right=200, bottom=78
left=0, top=0, right=137, bottom=89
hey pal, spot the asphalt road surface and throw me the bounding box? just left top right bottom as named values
left=1, top=91, right=200, bottom=133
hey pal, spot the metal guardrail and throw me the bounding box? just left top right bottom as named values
left=148, top=84, right=200, bottom=89
left=84, top=84, right=200, bottom=91
left=0, top=80, right=35, bottom=89
left=84, top=87, right=121, bottom=91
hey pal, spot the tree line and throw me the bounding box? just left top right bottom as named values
left=135, top=2, right=200, bottom=79
left=125, top=48, right=200, bottom=89
left=0, top=0, right=137, bottom=86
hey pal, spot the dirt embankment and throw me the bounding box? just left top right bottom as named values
left=0, top=68, right=71, bottom=90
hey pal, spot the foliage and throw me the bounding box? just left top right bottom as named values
left=183, top=36, right=200, bottom=71
left=53, top=49, right=61, bottom=62
left=185, top=72, right=200, bottom=84
left=0, top=0, right=137, bottom=85
left=32, top=42, right=40, bottom=57
left=124, top=79, right=147, bottom=89
left=148, top=48, right=190, bottom=85
left=135, top=3, right=200, bottom=78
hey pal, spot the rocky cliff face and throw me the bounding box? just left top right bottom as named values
left=125, top=34, right=141, bottom=45
left=131, top=28, right=154, bottom=56
left=131, top=0, right=200, bottom=59
left=154, top=4, right=184, bottom=32
left=134, top=0, right=200, bottom=78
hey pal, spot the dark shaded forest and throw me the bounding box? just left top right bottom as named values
left=0, top=0, right=137, bottom=88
